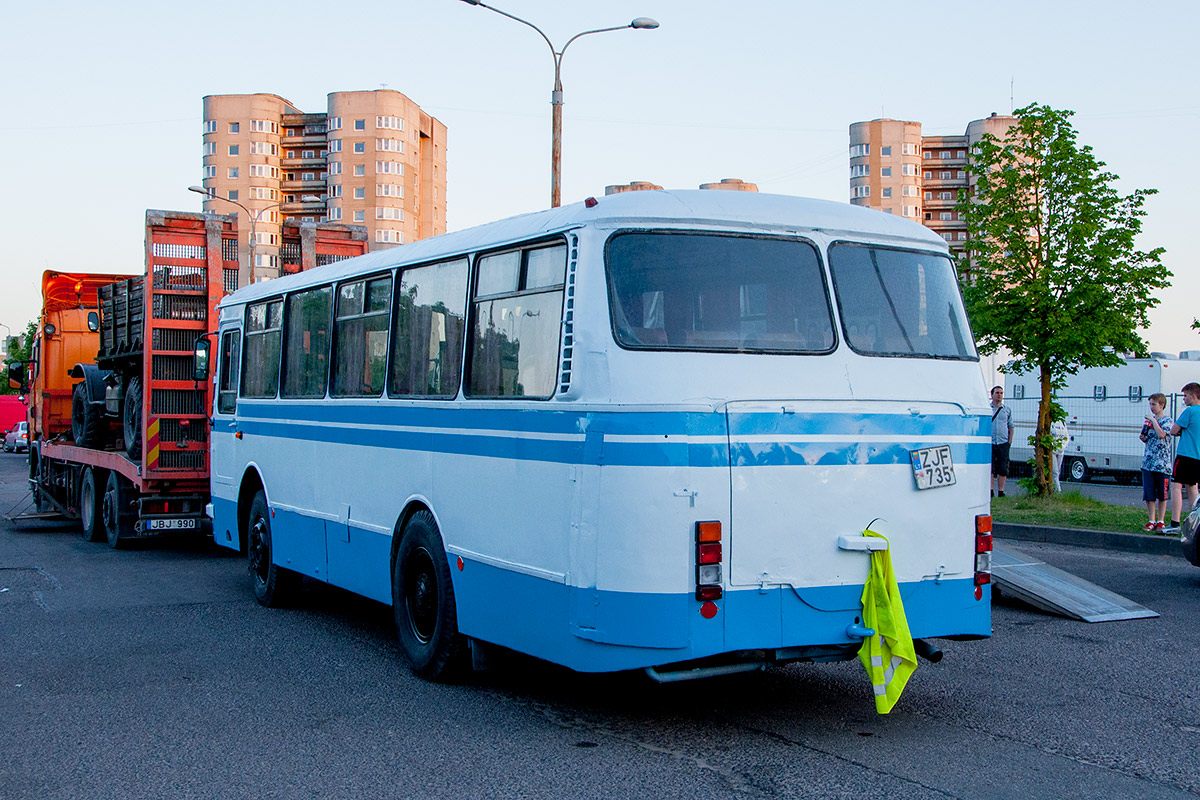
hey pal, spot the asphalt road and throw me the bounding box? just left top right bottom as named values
left=2, top=451, right=1199, bottom=800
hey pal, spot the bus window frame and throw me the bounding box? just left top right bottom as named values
left=239, top=297, right=284, bottom=399
left=386, top=256, right=472, bottom=401
left=330, top=270, right=395, bottom=399
left=279, top=283, right=336, bottom=400
left=464, top=235, right=569, bottom=401
left=826, top=240, right=979, bottom=362
left=602, top=228, right=839, bottom=356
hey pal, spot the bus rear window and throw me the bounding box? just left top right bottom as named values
left=828, top=244, right=976, bottom=360
left=606, top=232, right=835, bottom=353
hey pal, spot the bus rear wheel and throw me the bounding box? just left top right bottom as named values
left=393, top=511, right=465, bottom=681
left=247, top=491, right=299, bottom=607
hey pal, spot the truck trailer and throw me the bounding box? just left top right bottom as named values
left=11, top=210, right=367, bottom=545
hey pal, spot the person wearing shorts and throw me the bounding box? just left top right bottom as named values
left=1139, top=393, right=1172, bottom=531
left=990, top=386, right=1014, bottom=497
left=1168, top=382, right=1200, bottom=532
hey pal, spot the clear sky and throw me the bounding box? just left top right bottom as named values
left=2, top=0, right=1196, bottom=353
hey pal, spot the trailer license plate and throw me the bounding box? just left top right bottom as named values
left=147, top=518, right=197, bottom=531
left=911, top=446, right=956, bottom=490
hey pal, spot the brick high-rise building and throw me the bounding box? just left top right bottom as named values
left=200, top=90, right=446, bottom=282
left=848, top=113, right=1016, bottom=259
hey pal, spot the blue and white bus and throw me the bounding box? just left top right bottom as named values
left=207, top=190, right=993, bottom=682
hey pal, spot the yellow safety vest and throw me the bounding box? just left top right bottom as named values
left=857, top=529, right=918, bottom=714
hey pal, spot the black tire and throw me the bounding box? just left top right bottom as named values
left=393, top=511, right=466, bottom=680
left=123, top=375, right=142, bottom=460
left=247, top=491, right=299, bottom=607
left=102, top=470, right=135, bottom=548
left=1068, top=457, right=1089, bottom=483
left=80, top=467, right=106, bottom=542
left=71, top=383, right=105, bottom=448
left=29, top=445, right=43, bottom=513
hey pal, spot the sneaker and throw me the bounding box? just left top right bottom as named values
left=1143, top=522, right=1155, bottom=531
left=1155, top=522, right=1165, bottom=532
left=998, top=491, right=1006, bottom=498
left=1164, top=525, right=1181, bottom=533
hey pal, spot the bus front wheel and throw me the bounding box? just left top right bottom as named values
left=393, top=511, right=465, bottom=680
left=247, top=491, right=299, bottom=607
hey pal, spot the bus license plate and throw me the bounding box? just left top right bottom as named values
left=911, top=446, right=956, bottom=490
left=147, top=518, right=197, bottom=531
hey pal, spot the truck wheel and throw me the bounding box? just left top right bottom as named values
left=1068, top=457, right=1089, bottom=483
left=247, top=491, right=299, bottom=607
left=71, top=383, right=105, bottom=448
left=102, top=470, right=135, bottom=548
left=80, top=467, right=107, bottom=543
left=393, top=511, right=466, bottom=680
left=123, top=376, right=143, bottom=460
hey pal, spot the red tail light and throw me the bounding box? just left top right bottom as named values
left=695, top=521, right=723, bottom=602
left=974, top=515, right=993, bottom=598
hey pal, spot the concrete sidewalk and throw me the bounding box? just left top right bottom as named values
left=995, top=522, right=1182, bottom=556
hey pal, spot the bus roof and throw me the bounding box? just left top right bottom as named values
left=221, top=190, right=949, bottom=307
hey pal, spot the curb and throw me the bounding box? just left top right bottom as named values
left=994, top=522, right=1182, bottom=556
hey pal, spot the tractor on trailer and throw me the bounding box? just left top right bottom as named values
left=11, top=210, right=369, bottom=545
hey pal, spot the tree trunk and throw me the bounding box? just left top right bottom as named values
left=1034, top=363, right=1056, bottom=496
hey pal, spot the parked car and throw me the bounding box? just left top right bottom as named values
left=4, top=421, right=28, bottom=453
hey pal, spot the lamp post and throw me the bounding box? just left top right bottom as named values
left=187, top=186, right=321, bottom=284
left=459, top=1, right=658, bottom=208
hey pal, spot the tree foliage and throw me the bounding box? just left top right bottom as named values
left=958, top=103, right=1168, bottom=495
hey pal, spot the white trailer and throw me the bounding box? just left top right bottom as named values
left=1005, top=356, right=1200, bottom=483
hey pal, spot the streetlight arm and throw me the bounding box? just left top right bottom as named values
left=560, top=24, right=637, bottom=58
left=460, top=0, right=557, bottom=62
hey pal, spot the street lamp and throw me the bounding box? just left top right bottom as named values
left=459, top=1, right=658, bottom=208
left=187, top=186, right=321, bottom=284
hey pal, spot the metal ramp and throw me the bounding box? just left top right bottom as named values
left=992, top=544, right=1159, bottom=623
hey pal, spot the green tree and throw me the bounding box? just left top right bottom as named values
left=959, top=103, right=1167, bottom=496
left=1, top=320, right=37, bottom=395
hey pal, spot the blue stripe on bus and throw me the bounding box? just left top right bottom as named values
left=237, top=419, right=988, bottom=469
left=452, top=557, right=991, bottom=673
left=210, top=498, right=991, bottom=673
left=234, top=403, right=988, bottom=439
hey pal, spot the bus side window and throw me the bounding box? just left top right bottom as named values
left=241, top=300, right=283, bottom=398
left=467, top=243, right=566, bottom=399
left=281, top=286, right=333, bottom=398
left=333, top=274, right=392, bottom=397
left=217, top=330, right=241, bottom=414
left=389, top=258, right=469, bottom=398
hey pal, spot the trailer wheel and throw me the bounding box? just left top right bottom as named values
left=29, top=445, right=42, bottom=512
left=71, top=383, right=105, bottom=448
left=1068, top=457, right=1089, bottom=483
left=247, top=491, right=299, bottom=607
left=102, top=470, right=135, bottom=548
left=80, top=467, right=106, bottom=543
left=123, top=376, right=142, bottom=460
left=393, top=511, right=466, bottom=680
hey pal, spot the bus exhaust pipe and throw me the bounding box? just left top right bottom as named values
left=913, top=638, right=943, bottom=664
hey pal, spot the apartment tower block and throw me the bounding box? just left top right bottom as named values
left=201, top=90, right=446, bottom=282
left=848, top=113, right=1016, bottom=259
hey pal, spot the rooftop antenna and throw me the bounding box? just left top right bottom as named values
left=1010, top=78, right=1014, bottom=114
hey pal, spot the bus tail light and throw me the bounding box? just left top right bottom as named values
left=974, top=515, right=993, bottom=594
left=695, top=521, right=723, bottom=601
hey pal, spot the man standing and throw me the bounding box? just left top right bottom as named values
left=1168, top=382, right=1200, bottom=531
left=991, top=385, right=1014, bottom=498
